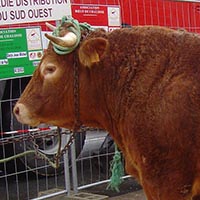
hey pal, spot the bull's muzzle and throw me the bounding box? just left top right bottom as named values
left=13, top=103, right=40, bottom=126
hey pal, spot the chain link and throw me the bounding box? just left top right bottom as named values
left=73, top=54, right=82, bottom=131
left=0, top=126, right=101, bottom=158
left=0, top=128, right=77, bottom=168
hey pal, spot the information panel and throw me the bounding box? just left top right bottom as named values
left=0, top=27, right=43, bottom=80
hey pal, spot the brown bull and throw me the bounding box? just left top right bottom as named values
left=14, top=19, right=200, bottom=200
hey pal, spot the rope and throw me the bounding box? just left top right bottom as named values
left=52, top=16, right=95, bottom=55
left=0, top=150, right=60, bottom=168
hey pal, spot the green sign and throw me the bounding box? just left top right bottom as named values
left=0, top=27, right=43, bottom=80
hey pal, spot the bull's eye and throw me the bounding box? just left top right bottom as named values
left=43, top=65, right=56, bottom=76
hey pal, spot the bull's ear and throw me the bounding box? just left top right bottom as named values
left=78, top=37, right=108, bottom=68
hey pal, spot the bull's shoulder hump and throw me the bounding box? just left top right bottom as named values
left=108, top=25, right=199, bottom=39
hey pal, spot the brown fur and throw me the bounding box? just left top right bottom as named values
left=14, top=25, right=200, bottom=200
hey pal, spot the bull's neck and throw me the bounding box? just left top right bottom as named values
left=78, top=61, right=122, bottom=133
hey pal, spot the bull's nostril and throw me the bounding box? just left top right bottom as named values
left=14, top=106, right=20, bottom=116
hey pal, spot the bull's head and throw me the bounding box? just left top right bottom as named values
left=13, top=17, right=108, bottom=129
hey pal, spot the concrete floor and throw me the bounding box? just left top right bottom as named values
left=109, top=190, right=146, bottom=200
left=48, top=190, right=146, bottom=200
left=47, top=177, right=146, bottom=200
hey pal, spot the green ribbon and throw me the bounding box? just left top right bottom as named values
left=52, top=16, right=95, bottom=55
left=107, top=143, right=124, bottom=192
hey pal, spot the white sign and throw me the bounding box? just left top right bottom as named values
left=0, top=0, right=71, bottom=25
left=108, top=7, right=120, bottom=27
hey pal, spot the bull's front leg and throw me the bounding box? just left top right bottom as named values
left=125, top=160, right=153, bottom=200
left=125, top=159, right=140, bottom=181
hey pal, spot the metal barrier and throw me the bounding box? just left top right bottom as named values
left=76, top=130, right=115, bottom=190
left=0, top=129, right=68, bottom=198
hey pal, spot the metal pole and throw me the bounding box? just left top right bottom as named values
left=71, top=137, right=78, bottom=193
left=63, top=134, right=71, bottom=196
